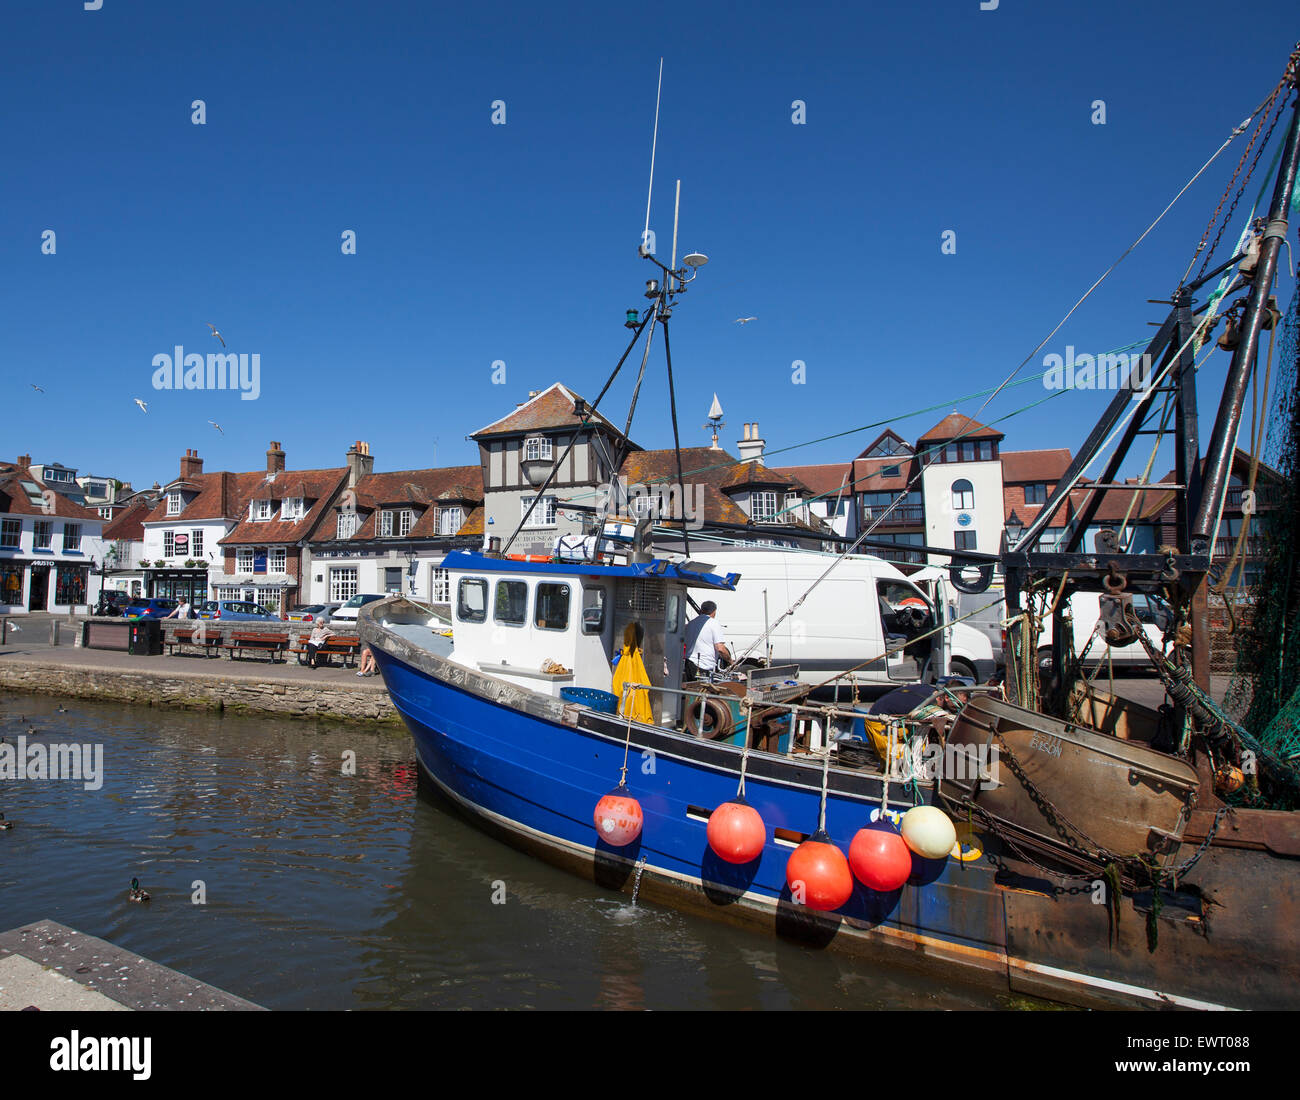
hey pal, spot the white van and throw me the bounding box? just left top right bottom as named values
left=1033, top=590, right=1170, bottom=674
left=692, top=550, right=996, bottom=686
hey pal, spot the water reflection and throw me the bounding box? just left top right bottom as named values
left=0, top=692, right=1019, bottom=1010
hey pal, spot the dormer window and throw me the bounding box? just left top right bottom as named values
left=380, top=509, right=413, bottom=537
left=167, top=491, right=183, bottom=516
left=281, top=497, right=304, bottom=521
left=438, top=506, right=464, bottom=535
left=337, top=513, right=359, bottom=539
left=524, top=437, right=552, bottom=462
left=252, top=499, right=273, bottom=521
left=751, top=491, right=778, bottom=522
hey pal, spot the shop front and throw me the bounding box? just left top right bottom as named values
left=147, top=568, right=209, bottom=605
left=0, top=559, right=26, bottom=610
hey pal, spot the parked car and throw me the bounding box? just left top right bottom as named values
left=196, top=600, right=282, bottom=622
left=330, top=593, right=387, bottom=623
left=122, top=598, right=179, bottom=619
left=287, top=602, right=342, bottom=624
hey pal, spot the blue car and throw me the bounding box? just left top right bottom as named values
left=196, top=600, right=282, bottom=622
left=122, top=598, right=179, bottom=619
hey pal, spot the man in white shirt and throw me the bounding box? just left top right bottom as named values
left=684, top=601, right=730, bottom=680
left=165, top=598, right=192, bottom=620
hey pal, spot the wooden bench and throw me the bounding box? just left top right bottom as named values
left=165, top=627, right=223, bottom=658
left=288, top=633, right=363, bottom=668
left=225, top=631, right=290, bottom=663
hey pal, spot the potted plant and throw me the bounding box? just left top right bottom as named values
left=184, top=559, right=197, bottom=569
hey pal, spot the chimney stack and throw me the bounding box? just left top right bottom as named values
left=267, top=441, right=286, bottom=474
left=17, top=453, right=32, bottom=468
left=737, top=421, right=765, bottom=464
left=346, top=440, right=374, bottom=487
left=180, top=448, right=204, bottom=480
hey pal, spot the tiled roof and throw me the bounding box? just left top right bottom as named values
left=103, top=498, right=151, bottom=542
left=222, top=468, right=349, bottom=545
left=1000, top=448, right=1073, bottom=483
left=720, top=461, right=804, bottom=491
left=143, top=471, right=249, bottom=524
left=0, top=464, right=101, bottom=521
left=916, top=413, right=1004, bottom=444
left=771, top=463, right=852, bottom=499
left=469, top=382, right=629, bottom=442
left=620, top=448, right=751, bottom=525
left=851, top=454, right=920, bottom=492
left=306, top=465, right=484, bottom=543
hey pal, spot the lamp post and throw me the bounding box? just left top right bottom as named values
left=1004, top=510, right=1024, bottom=551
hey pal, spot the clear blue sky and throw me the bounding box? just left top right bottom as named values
left=4, top=1, right=1297, bottom=491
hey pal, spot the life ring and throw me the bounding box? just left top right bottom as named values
left=684, top=696, right=734, bottom=741
left=950, top=823, right=984, bottom=862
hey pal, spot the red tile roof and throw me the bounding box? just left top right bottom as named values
left=1000, top=448, right=1073, bottom=483
left=222, top=468, right=349, bottom=545
left=469, top=383, right=629, bottom=442
left=772, top=463, right=852, bottom=500
left=103, top=498, right=151, bottom=542
left=306, top=466, right=484, bottom=542
left=0, top=464, right=101, bottom=521
left=917, top=413, right=1004, bottom=444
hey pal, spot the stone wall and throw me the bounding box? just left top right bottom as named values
left=0, top=661, right=400, bottom=725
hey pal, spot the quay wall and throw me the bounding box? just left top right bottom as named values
left=0, top=657, right=400, bottom=726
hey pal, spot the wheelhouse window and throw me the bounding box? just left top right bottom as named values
left=62, top=523, right=81, bottom=552
left=951, top=479, right=974, bottom=511
left=536, top=583, right=570, bottom=630
left=457, top=577, right=487, bottom=623
left=524, top=436, right=553, bottom=462
left=520, top=496, right=557, bottom=528
left=494, top=580, right=528, bottom=626
left=751, top=491, right=778, bottom=522
left=582, top=587, right=606, bottom=634
left=34, top=521, right=53, bottom=550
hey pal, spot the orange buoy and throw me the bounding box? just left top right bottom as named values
left=594, top=785, right=643, bottom=847
left=848, top=824, right=911, bottom=891
left=707, top=798, right=765, bottom=864
left=785, top=830, right=854, bottom=911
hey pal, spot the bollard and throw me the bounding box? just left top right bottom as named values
left=0, top=617, right=6, bottom=645
left=51, top=621, right=60, bottom=646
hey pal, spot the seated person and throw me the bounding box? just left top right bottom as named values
left=307, top=621, right=335, bottom=669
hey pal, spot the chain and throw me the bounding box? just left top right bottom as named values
left=1187, top=79, right=1288, bottom=285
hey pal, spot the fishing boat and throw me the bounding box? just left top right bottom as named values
left=361, top=47, right=1300, bottom=1010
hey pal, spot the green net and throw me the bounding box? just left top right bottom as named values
left=1224, top=287, right=1300, bottom=803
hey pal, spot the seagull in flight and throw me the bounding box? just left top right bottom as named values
left=134, top=398, right=148, bottom=413
left=208, top=419, right=224, bottom=435
left=30, top=384, right=43, bottom=393
left=733, top=317, right=758, bottom=325
left=206, top=323, right=226, bottom=348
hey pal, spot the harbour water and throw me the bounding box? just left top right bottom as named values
left=0, top=691, right=1030, bottom=1010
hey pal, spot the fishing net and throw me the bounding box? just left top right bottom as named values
left=1224, top=287, right=1300, bottom=804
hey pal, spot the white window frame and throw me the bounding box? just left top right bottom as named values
left=430, top=567, right=451, bottom=603
left=62, top=523, right=81, bottom=552
left=236, top=547, right=255, bottom=573
left=398, top=509, right=413, bottom=537
left=191, top=529, right=204, bottom=556
left=98, top=506, right=113, bottom=519
left=525, top=436, right=552, bottom=461
left=438, top=506, right=463, bottom=536
left=252, top=499, right=273, bottom=521
left=330, top=567, right=358, bottom=603
left=337, top=512, right=358, bottom=539
left=751, top=491, right=778, bottom=522
left=520, top=495, right=557, bottom=528
left=163, top=530, right=175, bottom=557
left=951, top=479, right=975, bottom=511
left=167, top=491, right=182, bottom=516
left=269, top=547, right=287, bottom=573
left=0, top=520, right=20, bottom=548
left=281, top=497, right=304, bottom=521
left=380, top=511, right=393, bottom=537
left=33, top=521, right=53, bottom=550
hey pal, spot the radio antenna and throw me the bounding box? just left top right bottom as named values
left=642, top=58, right=664, bottom=251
